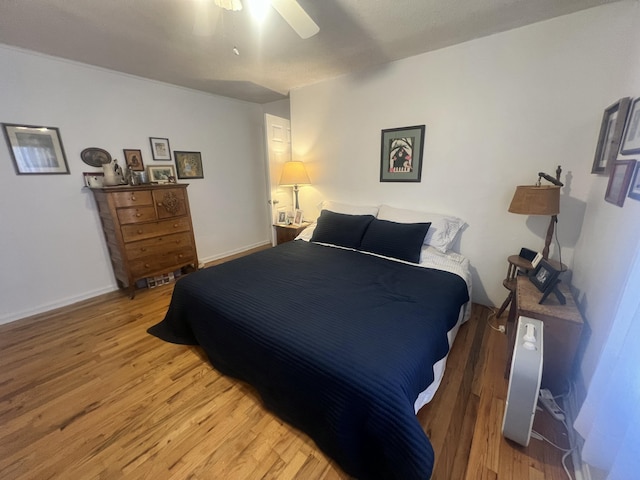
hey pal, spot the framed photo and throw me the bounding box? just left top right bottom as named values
left=82, top=171, right=104, bottom=188
left=147, top=165, right=176, bottom=184
left=174, top=151, right=204, bottom=179
left=292, top=209, right=303, bottom=226
left=628, top=161, right=640, bottom=201
left=605, top=159, right=637, bottom=207
left=2, top=123, right=69, bottom=175
left=591, top=97, right=630, bottom=174
left=621, top=97, right=640, bottom=155
left=276, top=210, right=287, bottom=225
left=149, top=137, right=171, bottom=161
left=380, top=125, right=425, bottom=182
left=123, top=149, right=144, bottom=171
left=530, top=259, right=561, bottom=293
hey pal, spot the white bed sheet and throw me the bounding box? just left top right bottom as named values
left=295, top=226, right=472, bottom=412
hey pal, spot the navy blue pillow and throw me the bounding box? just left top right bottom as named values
left=360, top=218, right=431, bottom=263
left=310, top=210, right=375, bottom=249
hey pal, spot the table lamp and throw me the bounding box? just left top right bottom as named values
left=279, top=161, right=311, bottom=210
left=508, top=166, right=563, bottom=260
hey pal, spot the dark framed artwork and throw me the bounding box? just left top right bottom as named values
left=621, top=97, right=640, bottom=155
left=123, top=149, right=144, bottom=171
left=605, top=159, right=637, bottom=207
left=530, top=259, right=561, bottom=293
left=2, top=123, right=70, bottom=175
left=380, top=125, right=425, bottom=182
left=174, top=151, right=204, bottom=179
left=628, top=161, right=640, bottom=201
left=591, top=97, right=630, bottom=174
left=149, top=137, right=171, bottom=161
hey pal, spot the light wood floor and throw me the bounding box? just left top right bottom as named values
left=0, top=264, right=573, bottom=479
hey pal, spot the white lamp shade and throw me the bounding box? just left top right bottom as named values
left=279, top=161, right=311, bottom=186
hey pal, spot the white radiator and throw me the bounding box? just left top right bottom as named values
left=502, top=316, right=544, bottom=447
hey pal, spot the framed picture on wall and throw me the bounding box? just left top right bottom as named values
left=174, top=151, right=204, bottom=179
left=591, top=97, right=630, bottom=174
left=149, top=137, right=171, bottom=161
left=380, top=125, right=425, bottom=182
left=605, top=159, right=637, bottom=207
left=123, top=149, right=144, bottom=171
left=2, top=123, right=70, bottom=175
left=627, top=161, right=640, bottom=201
left=620, top=97, right=640, bottom=155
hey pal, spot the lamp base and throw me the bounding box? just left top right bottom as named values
left=293, top=185, right=300, bottom=210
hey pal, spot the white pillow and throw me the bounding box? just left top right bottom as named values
left=377, top=204, right=465, bottom=253
left=321, top=200, right=379, bottom=216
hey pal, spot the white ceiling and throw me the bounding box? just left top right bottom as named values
left=0, top=0, right=619, bottom=104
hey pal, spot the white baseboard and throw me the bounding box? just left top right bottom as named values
left=0, top=285, right=117, bottom=326
left=199, top=241, right=271, bottom=265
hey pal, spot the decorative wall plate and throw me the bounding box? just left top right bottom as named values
left=80, top=147, right=112, bottom=167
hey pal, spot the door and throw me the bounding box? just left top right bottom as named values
left=264, top=114, right=293, bottom=245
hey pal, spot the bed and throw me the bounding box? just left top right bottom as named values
left=149, top=204, right=471, bottom=479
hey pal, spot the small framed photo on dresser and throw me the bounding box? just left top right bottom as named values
left=292, top=209, right=304, bottom=226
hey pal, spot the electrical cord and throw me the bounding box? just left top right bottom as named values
left=531, top=390, right=575, bottom=480
left=485, top=307, right=506, bottom=333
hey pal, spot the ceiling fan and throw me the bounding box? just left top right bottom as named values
left=194, top=0, right=319, bottom=39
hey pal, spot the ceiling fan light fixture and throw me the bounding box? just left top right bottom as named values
left=214, top=0, right=243, bottom=11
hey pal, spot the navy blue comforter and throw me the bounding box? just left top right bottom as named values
left=149, top=241, right=469, bottom=479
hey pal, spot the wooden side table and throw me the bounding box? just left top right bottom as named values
left=505, top=276, right=584, bottom=394
left=496, top=255, right=534, bottom=317
left=274, top=223, right=310, bottom=245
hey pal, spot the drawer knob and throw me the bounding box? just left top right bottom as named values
left=137, top=229, right=143, bottom=234
left=141, top=247, right=147, bottom=252
left=131, top=195, right=136, bottom=201
left=157, top=202, right=163, bottom=207
left=145, top=263, right=150, bottom=268
left=173, top=223, right=179, bottom=228
left=136, top=213, right=142, bottom=217
left=178, top=254, right=183, bottom=258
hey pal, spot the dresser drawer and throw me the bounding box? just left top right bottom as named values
left=129, top=247, right=196, bottom=277
left=124, top=232, right=193, bottom=260
left=111, top=190, right=153, bottom=208
left=117, top=206, right=157, bottom=225
left=121, top=217, right=191, bottom=242
left=153, top=188, right=188, bottom=219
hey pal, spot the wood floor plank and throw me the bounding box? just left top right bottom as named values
left=0, top=254, right=574, bottom=479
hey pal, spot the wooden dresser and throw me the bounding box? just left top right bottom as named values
left=91, top=184, right=198, bottom=297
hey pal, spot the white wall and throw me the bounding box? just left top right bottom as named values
left=0, top=46, right=270, bottom=324
left=572, top=2, right=640, bottom=386
left=290, top=1, right=637, bottom=312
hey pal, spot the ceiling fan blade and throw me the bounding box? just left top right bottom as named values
left=270, top=0, right=319, bottom=39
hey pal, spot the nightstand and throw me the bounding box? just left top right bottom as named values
left=273, top=223, right=310, bottom=245
left=505, top=276, right=583, bottom=394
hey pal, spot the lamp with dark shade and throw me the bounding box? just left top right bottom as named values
left=508, top=166, right=563, bottom=260
left=279, top=161, right=311, bottom=210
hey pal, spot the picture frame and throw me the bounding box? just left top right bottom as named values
left=628, top=161, right=640, bottom=201
left=123, top=149, right=144, bottom=171
left=147, top=165, right=176, bottom=184
left=2, top=123, right=70, bottom=175
left=149, top=137, right=171, bottom=161
left=530, top=259, right=561, bottom=293
left=605, top=159, right=637, bottom=207
left=82, top=171, right=104, bottom=188
left=292, top=209, right=304, bottom=226
left=591, top=97, right=630, bottom=174
left=276, top=210, right=287, bottom=225
left=621, top=97, right=640, bottom=155
left=380, top=125, right=425, bottom=182
left=174, top=151, right=204, bottom=179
